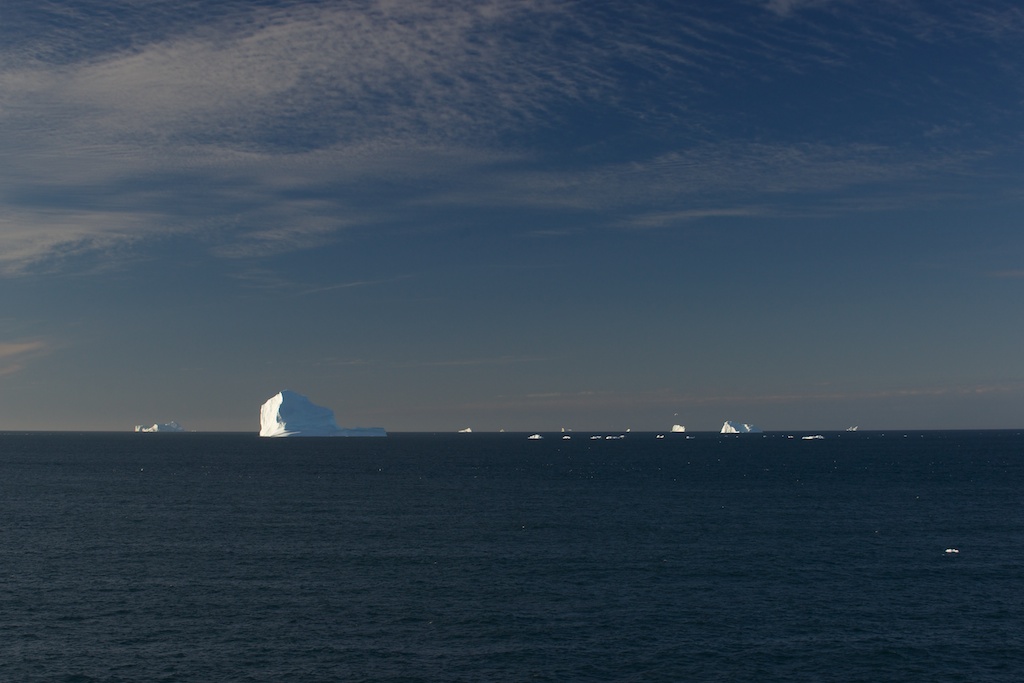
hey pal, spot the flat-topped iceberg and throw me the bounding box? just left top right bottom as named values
left=721, top=421, right=763, bottom=434
left=135, top=421, right=185, bottom=433
left=259, top=390, right=386, bottom=437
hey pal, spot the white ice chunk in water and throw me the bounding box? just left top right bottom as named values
left=135, top=421, right=186, bottom=433
left=259, top=390, right=386, bottom=437
left=720, top=421, right=763, bottom=434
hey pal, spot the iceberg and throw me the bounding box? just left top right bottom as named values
left=135, top=421, right=185, bottom=433
left=671, top=424, right=686, bottom=433
left=259, top=390, right=386, bottom=437
left=721, top=421, right=763, bottom=434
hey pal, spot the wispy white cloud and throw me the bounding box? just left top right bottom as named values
left=1, top=2, right=608, bottom=153
left=299, top=275, right=416, bottom=296
left=0, top=339, right=48, bottom=378
left=0, top=341, right=45, bottom=359
left=764, top=0, right=836, bottom=17
left=0, top=208, right=164, bottom=274
left=0, top=132, right=1005, bottom=274
left=399, top=355, right=548, bottom=368
left=471, top=380, right=1024, bottom=417
left=623, top=207, right=771, bottom=229
left=315, top=354, right=547, bottom=369
left=1, top=0, right=1022, bottom=275
left=673, top=382, right=1024, bottom=405
left=418, top=140, right=995, bottom=223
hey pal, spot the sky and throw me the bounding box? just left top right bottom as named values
left=1, top=0, right=1023, bottom=432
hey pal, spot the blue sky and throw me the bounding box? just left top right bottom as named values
left=1, top=0, right=1022, bottom=431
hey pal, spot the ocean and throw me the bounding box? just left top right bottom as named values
left=1, top=430, right=1022, bottom=682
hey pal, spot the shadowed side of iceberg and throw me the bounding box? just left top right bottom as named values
left=259, top=390, right=386, bottom=437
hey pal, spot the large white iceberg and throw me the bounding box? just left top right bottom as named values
left=135, top=421, right=186, bottom=433
left=721, top=421, right=763, bottom=434
left=259, top=390, right=386, bottom=437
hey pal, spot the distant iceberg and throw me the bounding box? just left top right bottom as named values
left=259, top=390, right=386, bottom=437
left=671, top=424, right=686, bottom=433
left=721, top=421, right=763, bottom=434
left=458, top=427, right=472, bottom=433
left=135, top=421, right=185, bottom=433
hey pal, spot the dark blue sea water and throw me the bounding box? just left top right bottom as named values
left=1, top=430, right=1022, bottom=682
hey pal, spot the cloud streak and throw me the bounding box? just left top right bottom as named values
left=0, top=341, right=45, bottom=359
left=472, top=381, right=1024, bottom=416
left=1, top=1, right=1022, bottom=273
left=0, top=340, right=47, bottom=378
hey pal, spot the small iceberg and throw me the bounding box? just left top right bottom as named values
left=458, top=427, right=472, bottom=433
left=721, top=421, right=763, bottom=434
left=527, top=433, right=543, bottom=440
left=945, top=548, right=960, bottom=554
left=671, top=424, right=686, bottom=433
left=135, top=421, right=186, bottom=433
left=801, top=434, right=824, bottom=440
